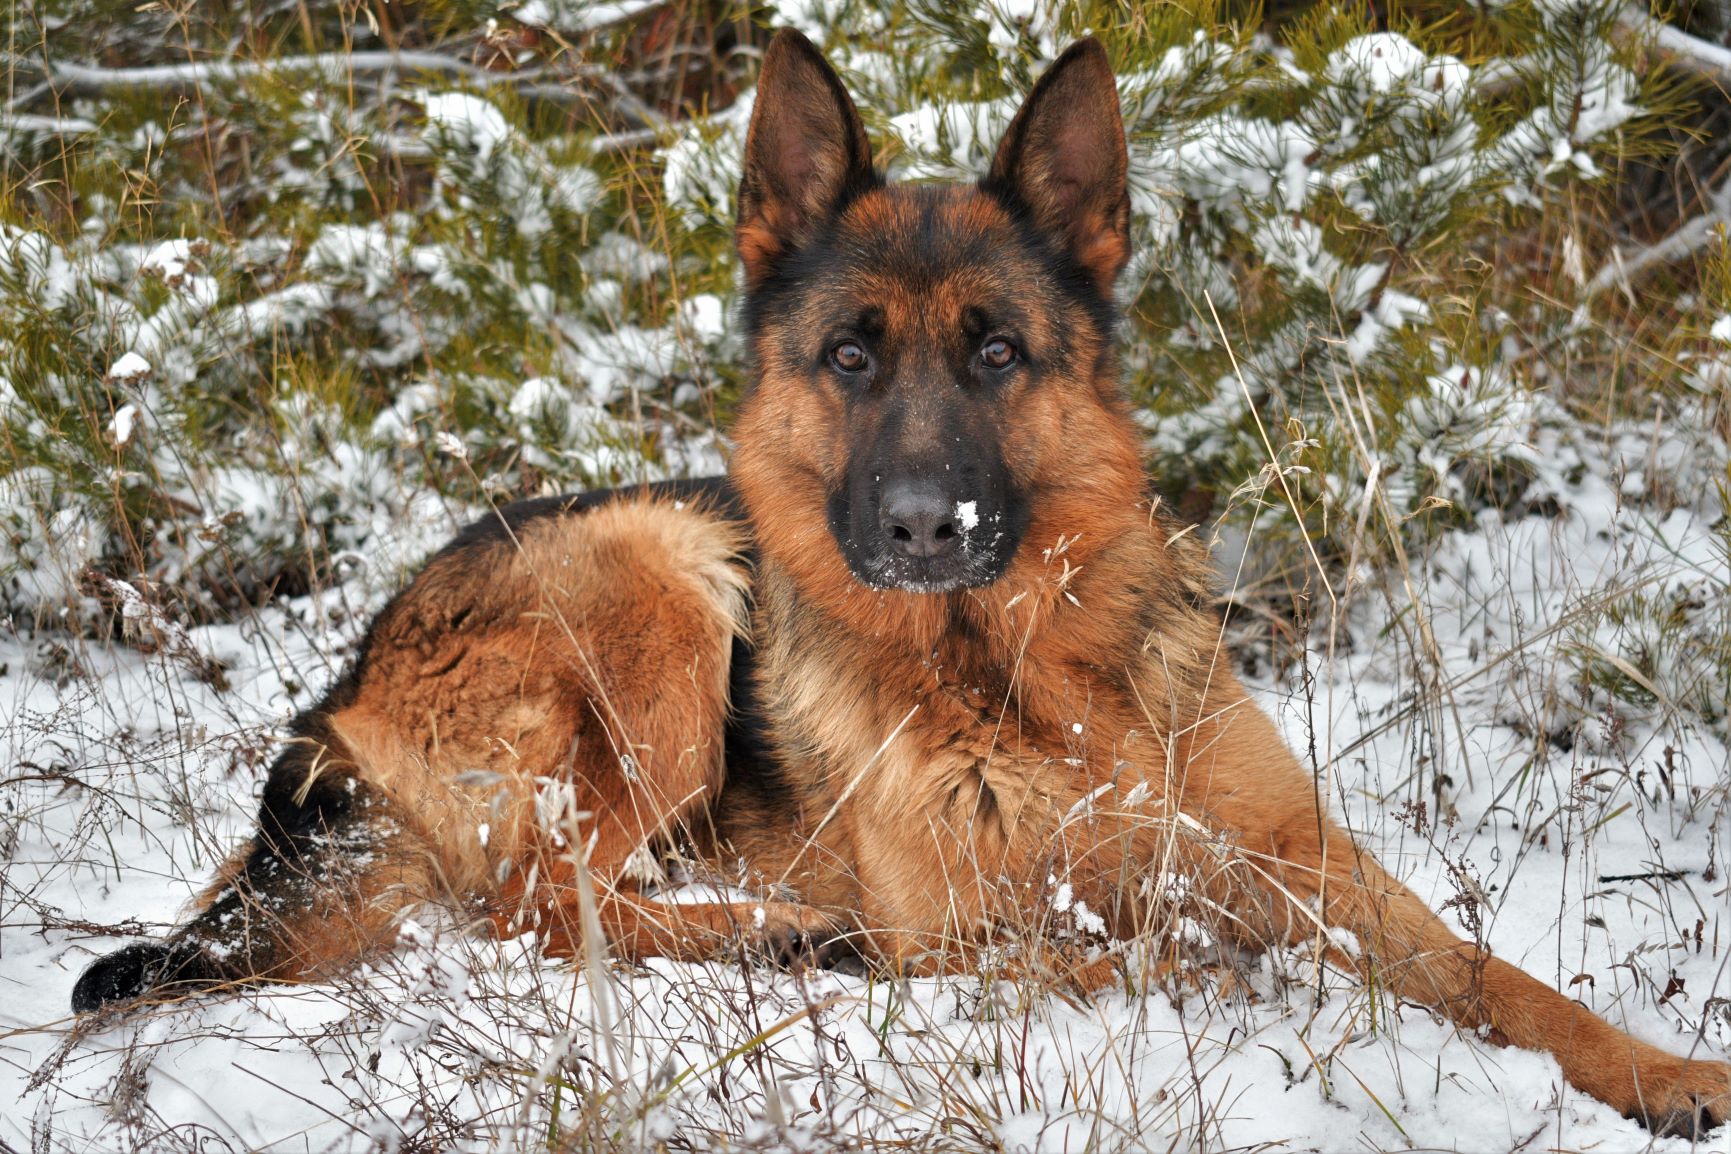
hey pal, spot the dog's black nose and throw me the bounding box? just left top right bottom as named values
left=880, top=480, right=960, bottom=559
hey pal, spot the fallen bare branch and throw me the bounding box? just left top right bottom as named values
left=1587, top=170, right=1731, bottom=298
left=16, top=47, right=659, bottom=130
left=0, top=112, right=98, bottom=136
left=42, top=50, right=549, bottom=91
left=1619, top=4, right=1731, bottom=89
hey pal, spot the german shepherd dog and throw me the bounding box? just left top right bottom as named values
left=71, top=30, right=1728, bottom=1138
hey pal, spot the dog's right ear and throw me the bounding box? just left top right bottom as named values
left=736, top=29, right=874, bottom=284
left=984, top=39, right=1129, bottom=295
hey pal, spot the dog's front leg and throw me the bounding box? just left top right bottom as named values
left=842, top=781, right=1008, bottom=973
left=832, top=732, right=1054, bottom=975
left=1179, top=682, right=1731, bottom=1138
left=1293, top=836, right=1730, bottom=1136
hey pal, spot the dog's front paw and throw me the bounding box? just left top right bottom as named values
left=753, top=904, right=855, bottom=972
left=1626, top=1057, right=1731, bottom=1140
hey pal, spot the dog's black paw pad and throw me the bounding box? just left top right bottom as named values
left=71, top=942, right=205, bottom=1013
left=1643, top=1101, right=1715, bottom=1141
left=1629, top=1091, right=1730, bottom=1141
left=761, top=926, right=859, bottom=973
left=821, top=947, right=868, bottom=977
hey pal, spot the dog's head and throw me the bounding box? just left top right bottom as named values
left=729, top=30, right=1141, bottom=598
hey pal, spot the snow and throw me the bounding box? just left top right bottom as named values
left=661, top=93, right=754, bottom=228
left=420, top=92, right=512, bottom=163
left=105, top=352, right=151, bottom=382
left=0, top=471, right=104, bottom=608
left=139, top=238, right=197, bottom=281
left=0, top=225, right=85, bottom=311
left=109, top=402, right=140, bottom=446
left=888, top=97, right=1016, bottom=181
left=1252, top=217, right=1340, bottom=292
left=507, top=374, right=565, bottom=419
left=1488, top=34, right=1642, bottom=193
left=226, top=281, right=332, bottom=336
left=1170, top=114, right=1317, bottom=218
left=510, top=0, right=662, bottom=34
left=418, top=90, right=601, bottom=241
left=1325, top=32, right=1433, bottom=95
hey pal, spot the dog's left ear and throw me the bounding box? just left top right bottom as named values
left=985, top=39, right=1130, bottom=294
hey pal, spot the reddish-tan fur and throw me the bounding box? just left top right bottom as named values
left=324, top=497, right=834, bottom=959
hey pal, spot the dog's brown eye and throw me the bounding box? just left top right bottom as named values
left=829, top=341, right=868, bottom=373
left=981, top=338, right=1018, bottom=369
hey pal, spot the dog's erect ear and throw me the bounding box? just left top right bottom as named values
left=985, top=39, right=1130, bottom=293
left=736, top=29, right=874, bottom=284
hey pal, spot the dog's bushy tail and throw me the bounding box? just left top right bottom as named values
left=72, top=718, right=431, bottom=1012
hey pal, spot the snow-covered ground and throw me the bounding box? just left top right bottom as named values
left=2, top=414, right=1727, bottom=1153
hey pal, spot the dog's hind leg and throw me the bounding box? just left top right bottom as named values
left=71, top=716, right=437, bottom=1011
left=453, top=498, right=844, bottom=967
left=70, top=494, right=830, bottom=1012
